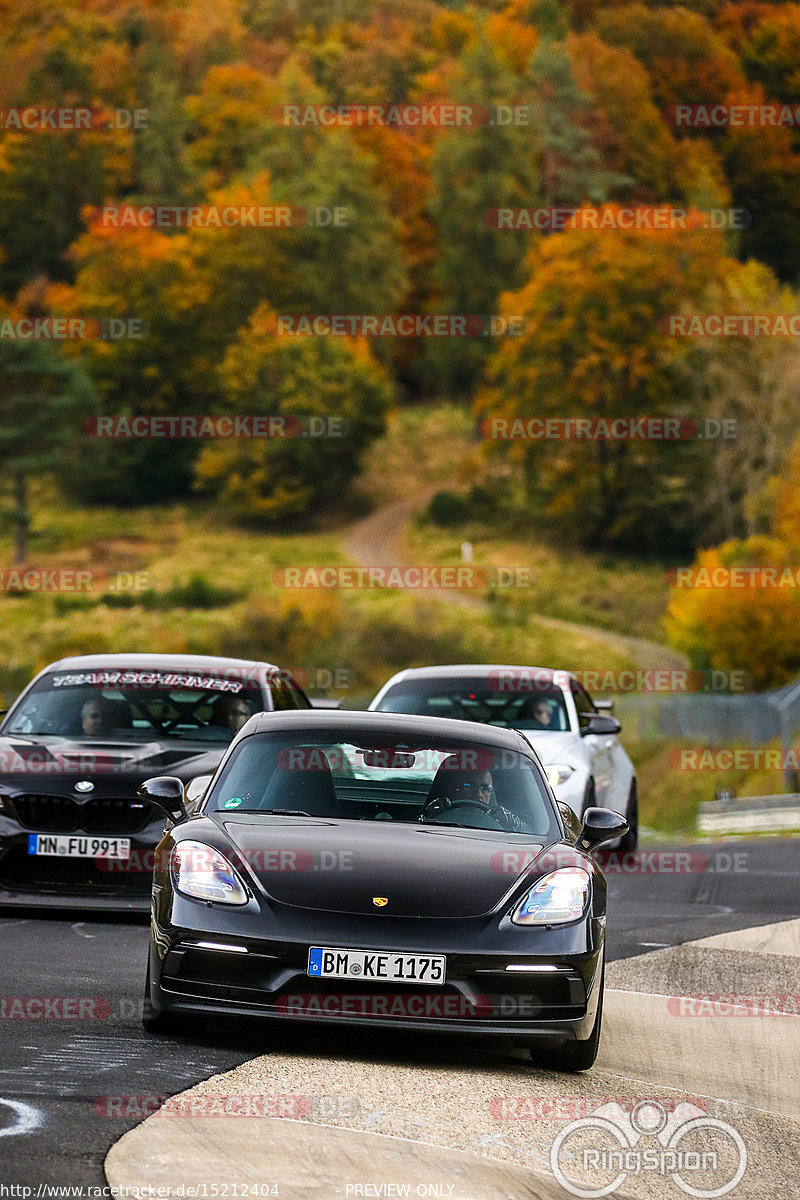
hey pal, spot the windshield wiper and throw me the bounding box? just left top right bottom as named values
left=421, top=821, right=474, bottom=829
left=268, top=808, right=314, bottom=817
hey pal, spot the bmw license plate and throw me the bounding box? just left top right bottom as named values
left=28, top=834, right=130, bottom=859
left=308, top=947, right=445, bottom=984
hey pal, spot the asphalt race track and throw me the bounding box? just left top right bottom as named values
left=0, top=838, right=797, bottom=1189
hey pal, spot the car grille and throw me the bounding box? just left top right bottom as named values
left=0, top=848, right=151, bottom=895
left=10, top=794, right=158, bottom=834
left=161, top=950, right=586, bottom=1021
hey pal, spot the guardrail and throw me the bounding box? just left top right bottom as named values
left=697, top=794, right=800, bottom=835
left=616, top=674, right=800, bottom=790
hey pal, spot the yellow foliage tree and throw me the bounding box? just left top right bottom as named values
left=665, top=536, right=800, bottom=689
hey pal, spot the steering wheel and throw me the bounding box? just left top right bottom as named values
left=423, top=799, right=506, bottom=830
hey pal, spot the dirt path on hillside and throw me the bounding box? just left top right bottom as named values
left=345, top=492, right=687, bottom=670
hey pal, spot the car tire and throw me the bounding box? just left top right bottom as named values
left=530, top=964, right=605, bottom=1073
left=580, top=779, right=596, bottom=817
left=617, top=781, right=638, bottom=853
left=142, top=957, right=176, bottom=1035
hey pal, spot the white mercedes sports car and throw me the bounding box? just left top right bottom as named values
left=369, top=664, right=637, bottom=850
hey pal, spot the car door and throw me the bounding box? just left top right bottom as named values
left=571, top=680, right=614, bottom=807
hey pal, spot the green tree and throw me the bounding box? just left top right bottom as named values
left=427, top=32, right=539, bottom=394
left=529, top=38, right=630, bottom=207
left=195, top=303, right=391, bottom=522
left=0, top=337, right=96, bottom=561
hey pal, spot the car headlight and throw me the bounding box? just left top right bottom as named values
left=545, top=764, right=574, bottom=788
left=171, top=840, right=249, bottom=905
left=511, top=867, right=590, bottom=926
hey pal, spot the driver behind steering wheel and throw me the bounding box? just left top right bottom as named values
left=420, top=767, right=526, bottom=833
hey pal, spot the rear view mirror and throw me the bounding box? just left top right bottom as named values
left=360, top=750, right=416, bottom=768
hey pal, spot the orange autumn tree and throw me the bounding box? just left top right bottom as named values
left=665, top=537, right=800, bottom=690
left=475, top=220, right=735, bottom=552
left=665, top=415, right=800, bottom=690
left=46, top=218, right=214, bottom=502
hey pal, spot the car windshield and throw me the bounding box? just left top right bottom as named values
left=376, top=679, right=569, bottom=732
left=205, top=729, right=559, bottom=838
left=3, top=669, right=264, bottom=742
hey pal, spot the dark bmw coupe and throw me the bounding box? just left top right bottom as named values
left=0, top=654, right=310, bottom=910
left=140, top=709, right=626, bottom=1070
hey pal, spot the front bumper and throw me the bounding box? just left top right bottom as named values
left=0, top=817, right=162, bottom=911
left=148, top=901, right=605, bottom=1043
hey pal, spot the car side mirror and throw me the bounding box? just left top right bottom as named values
left=580, top=713, right=621, bottom=737
left=577, top=806, right=629, bottom=853
left=139, top=776, right=188, bottom=824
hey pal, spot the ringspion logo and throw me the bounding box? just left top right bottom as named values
left=551, top=1101, right=747, bottom=1198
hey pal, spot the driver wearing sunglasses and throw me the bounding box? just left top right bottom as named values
left=422, top=767, right=526, bottom=832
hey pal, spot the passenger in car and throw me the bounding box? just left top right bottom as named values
left=210, top=694, right=252, bottom=736
left=81, top=697, right=120, bottom=736
left=520, top=698, right=557, bottom=729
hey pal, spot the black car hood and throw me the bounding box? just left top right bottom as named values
left=218, top=816, right=546, bottom=918
left=0, top=735, right=225, bottom=786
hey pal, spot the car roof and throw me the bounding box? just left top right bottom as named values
left=376, top=664, right=575, bottom=686
left=246, top=707, right=538, bottom=753
left=40, top=653, right=284, bottom=674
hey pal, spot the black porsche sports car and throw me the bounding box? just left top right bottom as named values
left=141, top=709, right=627, bottom=1070
left=0, top=653, right=310, bottom=910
